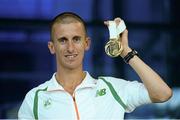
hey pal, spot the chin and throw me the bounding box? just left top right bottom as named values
left=65, top=63, right=82, bottom=70
left=66, top=66, right=81, bottom=70
left=60, top=58, right=83, bottom=70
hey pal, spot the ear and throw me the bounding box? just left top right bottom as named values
left=85, top=37, right=91, bottom=51
left=48, top=41, right=55, bottom=54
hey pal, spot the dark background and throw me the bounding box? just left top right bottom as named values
left=0, top=0, right=180, bottom=118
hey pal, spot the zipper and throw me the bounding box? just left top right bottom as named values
left=73, top=95, right=80, bottom=120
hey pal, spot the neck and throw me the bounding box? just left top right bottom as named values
left=55, top=68, right=86, bottom=96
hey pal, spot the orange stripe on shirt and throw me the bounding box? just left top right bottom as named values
left=73, top=96, right=80, bottom=120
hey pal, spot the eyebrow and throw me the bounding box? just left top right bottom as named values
left=57, top=37, right=67, bottom=41
left=73, top=35, right=81, bottom=39
left=57, top=35, right=82, bottom=41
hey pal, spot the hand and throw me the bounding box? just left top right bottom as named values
left=104, top=18, right=132, bottom=58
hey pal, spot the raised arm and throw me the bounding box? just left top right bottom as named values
left=120, top=29, right=172, bottom=103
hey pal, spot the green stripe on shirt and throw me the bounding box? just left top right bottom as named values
left=99, top=77, right=127, bottom=110
left=33, top=87, right=48, bottom=120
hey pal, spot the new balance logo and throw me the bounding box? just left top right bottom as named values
left=96, top=88, right=106, bottom=97
left=43, top=98, right=52, bottom=109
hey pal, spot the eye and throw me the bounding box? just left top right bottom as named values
left=73, top=36, right=81, bottom=43
left=58, top=37, right=67, bottom=44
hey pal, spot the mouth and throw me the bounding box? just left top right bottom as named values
left=64, top=54, right=78, bottom=60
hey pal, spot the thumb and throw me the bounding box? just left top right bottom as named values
left=121, top=29, right=128, bottom=44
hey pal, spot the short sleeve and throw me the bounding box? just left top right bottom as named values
left=124, top=81, right=152, bottom=113
left=18, top=91, right=34, bottom=119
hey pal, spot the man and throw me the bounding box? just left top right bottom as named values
left=18, top=12, right=172, bottom=119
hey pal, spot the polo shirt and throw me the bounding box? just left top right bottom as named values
left=18, top=72, right=151, bottom=119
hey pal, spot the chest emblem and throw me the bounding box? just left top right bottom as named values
left=96, top=88, right=106, bottom=97
left=43, top=98, right=52, bottom=109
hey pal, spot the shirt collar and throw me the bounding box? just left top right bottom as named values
left=47, top=71, right=97, bottom=92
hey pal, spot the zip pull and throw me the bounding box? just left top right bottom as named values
left=72, top=95, right=80, bottom=120
left=73, top=96, right=76, bottom=101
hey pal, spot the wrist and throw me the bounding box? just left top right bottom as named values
left=121, top=47, right=132, bottom=58
left=123, top=49, right=139, bottom=64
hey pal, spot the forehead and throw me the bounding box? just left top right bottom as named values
left=52, top=22, right=85, bottom=37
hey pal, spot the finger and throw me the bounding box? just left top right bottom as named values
left=121, top=29, right=128, bottom=44
left=114, top=17, right=122, bottom=26
left=121, top=29, right=128, bottom=37
left=104, top=21, right=109, bottom=26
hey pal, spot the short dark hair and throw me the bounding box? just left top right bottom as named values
left=50, top=12, right=87, bottom=42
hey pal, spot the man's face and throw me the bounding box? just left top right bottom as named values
left=48, top=22, right=90, bottom=70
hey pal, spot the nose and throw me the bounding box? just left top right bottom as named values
left=67, top=41, right=75, bottom=53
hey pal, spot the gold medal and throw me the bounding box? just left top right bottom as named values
left=105, top=38, right=123, bottom=57
left=105, top=19, right=126, bottom=57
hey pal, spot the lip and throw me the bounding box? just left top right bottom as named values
left=64, top=54, right=78, bottom=60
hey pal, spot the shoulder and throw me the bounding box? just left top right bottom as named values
left=24, top=79, right=51, bottom=100
left=97, top=76, right=144, bottom=94
left=98, top=76, right=131, bottom=88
